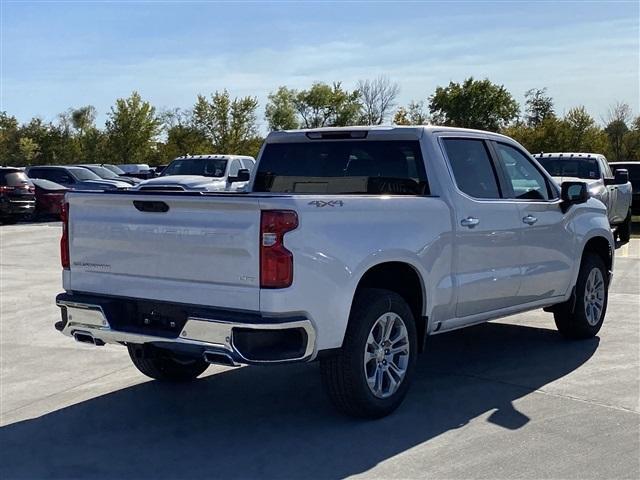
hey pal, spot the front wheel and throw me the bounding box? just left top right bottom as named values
left=127, top=344, right=209, bottom=381
left=554, top=252, right=608, bottom=339
left=320, top=288, right=417, bottom=418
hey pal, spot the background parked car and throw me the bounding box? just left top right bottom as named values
left=117, top=164, right=156, bottom=179
left=0, top=167, right=35, bottom=224
left=31, top=178, right=68, bottom=219
left=611, top=162, right=640, bottom=215
left=534, top=152, right=633, bottom=242
left=26, top=166, right=131, bottom=191
left=77, top=164, right=142, bottom=186
left=136, top=155, right=255, bottom=192
left=100, top=164, right=144, bottom=182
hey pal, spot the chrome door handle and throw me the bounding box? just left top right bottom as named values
left=522, top=215, right=538, bottom=225
left=460, top=217, right=480, bottom=228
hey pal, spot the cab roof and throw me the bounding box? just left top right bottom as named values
left=265, top=125, right=513, bottom=143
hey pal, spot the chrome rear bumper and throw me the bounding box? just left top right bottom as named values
left=56, top=297, right=316, bottom=365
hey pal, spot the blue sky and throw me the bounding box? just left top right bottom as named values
left=1, top=1, right=638, bottom=128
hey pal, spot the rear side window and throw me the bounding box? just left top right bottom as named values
left=443, top=139, right=501, bottom=199
left=27, top=169, right=51, bottom=181
left=254, top=140, right=428, bottom=195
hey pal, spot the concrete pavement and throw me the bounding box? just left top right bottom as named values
left=1, top=223, right=638, bottom=479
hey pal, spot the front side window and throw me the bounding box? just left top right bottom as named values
left=228, top=159, right=242, bottom=176
left=255, top=140, right=428, bottom=195
left=495, top=143, right=551, bottom=200
left=442, top=138, right=501, bottom=199
left=599, top=158, right=612, bottom=178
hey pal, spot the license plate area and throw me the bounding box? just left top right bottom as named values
left=107, top=300, right=189, bottom=338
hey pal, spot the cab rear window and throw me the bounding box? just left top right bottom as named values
left=254, top=140, right=429, bottom=195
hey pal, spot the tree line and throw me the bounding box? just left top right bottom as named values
left=1, top=76, right=638, bottom=167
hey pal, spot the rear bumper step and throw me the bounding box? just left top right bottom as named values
left=56, top=293, right=316, bottom=365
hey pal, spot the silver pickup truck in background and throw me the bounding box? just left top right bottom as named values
left=55, top=127, right=615, bottom=418
left=534, top=153, right=633, bottom=243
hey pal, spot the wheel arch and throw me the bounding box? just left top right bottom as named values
left=582, top=235, right=613, bottom=283
left=352, top=261, right=428, bottom=352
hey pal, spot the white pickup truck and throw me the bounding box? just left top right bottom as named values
left=534, top=153, right=633, bottom=243
left=55, top=126, right=615, bottom=418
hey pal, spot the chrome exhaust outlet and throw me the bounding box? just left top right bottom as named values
left=73, top=331, right=105, bottom=346
left=203, top=350, right=239, bottom=367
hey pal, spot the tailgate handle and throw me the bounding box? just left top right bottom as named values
left=133, top=200, right=169, bottom=213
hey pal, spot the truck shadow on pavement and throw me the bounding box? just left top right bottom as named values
left=0, top=322, right=599, bottom=479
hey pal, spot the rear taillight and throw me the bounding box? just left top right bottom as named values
left=60, top=201, right=70, bottom=269
left=260, top=210, right=298, bottom=288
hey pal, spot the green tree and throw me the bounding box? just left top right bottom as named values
left=18, top=137, right=40, bottom=164
left=192, top=90, right=261, bottom=155
left=603, top=102, right=631, bottom=162
left=622, top=116, right=640, bottom=161
left=0, top=112, right=21, bottom=165
left=293, top=82, right=361, bottom=128
left=429, top=77, right=519, bottom=131
left=265, top=86, right=298, bottom=131
left=393, top=101, right=429, bottom=125
left=560, top=106, right=607, bottom=152
left=105, top=91, right=161, bottom=164
left=524, top=88, right=555, bottom=127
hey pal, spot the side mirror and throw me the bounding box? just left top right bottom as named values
left=614, top=168, right=629, bottom=185
left=228, top=168, right=250, bottom=183
left=561, top=181, right=589, bottom=213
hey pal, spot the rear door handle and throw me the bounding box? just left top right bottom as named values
left=460, top=217, right=480, bottom=228
left=522, top=215, right=538, bottom=225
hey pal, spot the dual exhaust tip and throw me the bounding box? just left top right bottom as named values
left=73, top=331, right=105, bottom=346
left=72, top=331, right=238, bottom=367
left=203, top=350, right=239, bottom=367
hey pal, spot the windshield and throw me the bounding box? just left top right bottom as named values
left=254, top=140, right=429, bottom=195
left=85, top=166, right=119, bottom=179
left=537, top=157, right=600, bottom=179
left=102, top=164, right=125, bottom=175
left=161, top=158, right=228, bottom=177
left=71, top=168, right=102, bottom=181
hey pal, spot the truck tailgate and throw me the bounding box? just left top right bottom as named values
left=66, top=193, right=261, bottom=310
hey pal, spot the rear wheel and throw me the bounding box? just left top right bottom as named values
left=320, top=288, right=417, bottom=418
left=554, top=252, right=608, bottom=339
left=127, top=344, right=209, bottom=381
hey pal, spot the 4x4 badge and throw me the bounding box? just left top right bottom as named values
left=308, top=200, right=344, bottom=208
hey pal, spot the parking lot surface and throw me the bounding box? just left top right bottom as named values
left=1, top=222, right=639, bottom=479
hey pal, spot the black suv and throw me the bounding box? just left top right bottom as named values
left=0, top=168, right=36, bottom=224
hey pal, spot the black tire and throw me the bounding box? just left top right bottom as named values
left=127, top=344, right=209, bottom=381
left=618, top=209, right=632, bottom=244
left=554, top=252, right=608, bottom=339
left=320, top=288, right=418, bottom=418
